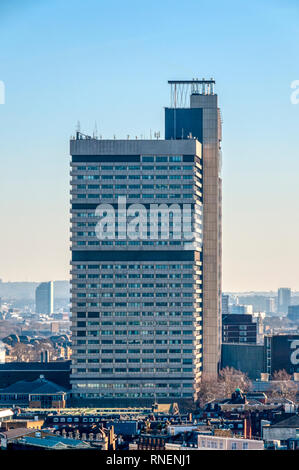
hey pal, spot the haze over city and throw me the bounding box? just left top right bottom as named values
left=1, top=0, right=299, bottom=291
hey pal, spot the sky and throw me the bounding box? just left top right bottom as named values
left=0, top=0, right=298, bottom=291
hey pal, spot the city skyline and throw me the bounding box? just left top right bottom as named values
left=1, top=0, right=299, bottom=291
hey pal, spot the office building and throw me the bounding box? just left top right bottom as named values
left=230, top=304, right=253, bottom=315
left=0, top=341, right=5, bottom=363
left=288, top=305, right=299, bottom=323
left=35, top=281, right=54, bottom=314
left=264, top=334, right=299, bottom=375
left=222, top=314, right=257, bottom=344
left=222, top=294, right=229, bottom=315
left=221, top=343, right=264, bottom=380
left=70, top=79, right=222, bottom=403
left=277, top=288, right=291, bottom=314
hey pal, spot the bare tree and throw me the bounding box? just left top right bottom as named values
left=197, top=373, right=224, bottom=407
left=271, top=369, right=298, bottom=402
left=219, top=367, right=251, bottom=397
left=13, top=343, right=31, bottom=361
left=197, top=367, right=251, bottom=407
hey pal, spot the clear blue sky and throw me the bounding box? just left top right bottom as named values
left=0, top=0, right=298, bottom=290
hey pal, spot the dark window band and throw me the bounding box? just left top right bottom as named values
left=71, top=376, right=194, bottom=381
left=72, top=155, right=141, bottom=162
left=72, top=250, right=196, bottom=262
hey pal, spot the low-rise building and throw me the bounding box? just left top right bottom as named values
left=165, top=432, right=264, bottom=450
left=0, top=375, right=68, bottom=408
left=263, top=415, right=299, bottom=446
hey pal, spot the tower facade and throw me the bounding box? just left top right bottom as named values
left=35, top=281, right=54, bottom=314
left=70, top=79, right=222, bottom=404
left=277, top=288, right=291, bottom=314
left=165, top=80, right=222, bottom=376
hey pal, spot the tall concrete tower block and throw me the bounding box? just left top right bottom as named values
left=165, top=80, right=222, bottom=376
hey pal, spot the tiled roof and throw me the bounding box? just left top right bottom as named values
left=19, top=435, right=90, bottom=449
left=1, top=428, right=35, bottom=439
left=270, top=415, right=299, bottom=428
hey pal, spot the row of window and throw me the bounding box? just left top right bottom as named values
left=73, top=392, right=193, bottom=398
left=73, top=275, right=199, bottom=281
left=74, top=357, right=192, bottom=365
left=73, top=165, right=193, bottom=174
left=74, top=348, right=193, bottom=354
left=73, top=193, right=195, bottom=199
left=73, top=174, right=195, bottom=181
left=73, top=211, right=198, bottom=218
left=76, top=321, right=194, bottom=327
left=75, top=292, right=194, bottom=298
left=74, top=241, right=192, bottom=247
left=73, top=184, right=197, bottom=190
left=75, top=331, right=195, bottom=338
left=74, top=282, right=193, bottom=287
left=74, top=302, right=196, bottom=308
left=74, top=311, right=194, bottom=317
left=74, top=367, right=195, bottom=373
left=75, top=381, right=193, bottom=389
left=74, top=156, right=186, bottom=168
left=73, top=264, right=194, bottom=270
left=74, top=339, right=196, bottom=345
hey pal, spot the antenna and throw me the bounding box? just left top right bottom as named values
left=93, top=121, right=98, bottom=139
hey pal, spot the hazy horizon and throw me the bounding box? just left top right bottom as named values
left=1, top=0, right=299, bottom=291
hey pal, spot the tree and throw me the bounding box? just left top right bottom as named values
left=219, top=367, right=251, bottom=397
left=13, top=343, right=30, bottom=361
left=197, top=367, right=251, bottom=407
left=271, top=369, right=298, bottom=402
left=197, top=373, right=224, bottom=407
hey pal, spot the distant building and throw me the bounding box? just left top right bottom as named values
left=265, top=297, right=276, bottom=314
left=222, top=294, right=229, bottom=315
left=51, top=322, right=60, bottom=334
left=287, top=305, right=299, bottom=323
left=222, top=314, right=257, bottom=344
left=230, top=305, right=253, bottom=315
left=165, top=432, right=264, bottom=451
left=221, top=343, right=264, bottom=380
left=35, top=281, right=54, bottom=314
left=277, top=288, right=291, bottom=315
left=264, top=334, right=299, bottom=375
left=0, top=342, right=5, bottom=364
left=236, top=295, right=269, bottom=313
left=263, top=415, right=299, bottom=449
